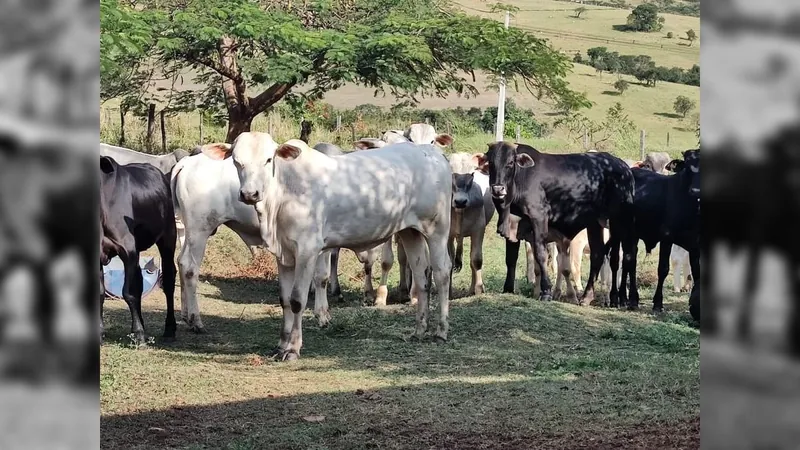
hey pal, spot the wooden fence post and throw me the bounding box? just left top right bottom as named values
left=583, top=130, right=589, bottom=150
left=146, top=103, right=156, bottom=152
left=446, top=122, right=454, bottom=150
left=516, top=125, right=521, bottom=143
left=425, top=117, right=429, bottom=125
left=199, top=111, right=204, bottom=144
left=160, top=110, right=167, bottom=152
left=119, top=107, right=126, bottom=146
left=640, top=129, right=646, bottom=160
left=336, top=115, right=342, bottom=131
left=666, top=132, right=670, bottom=148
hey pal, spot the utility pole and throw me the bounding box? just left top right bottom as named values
left=495, top=10, right=510, bottom=143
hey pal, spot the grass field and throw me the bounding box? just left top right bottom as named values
left=100, top=216, right=700, bottom=449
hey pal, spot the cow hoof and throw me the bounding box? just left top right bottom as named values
left=188, top=325, right=207, bottom=334
left=161, top=335, right=176, bottom=345
left=410, top=333, right=425, bottom=342
left=627, top=304, right=639, bottom=311
left=652, top=306, right=664, bottom=313
left=375, top=286, right=388, bottom=306
left=539, top=293, right=552, bottom=302
left=552, top=289, right=562, bottom=300
left=281, top=351, right=299, bottom=362
left=434, top=335, right=447, bottom=344
left=474, top=284, right=485, bottom=296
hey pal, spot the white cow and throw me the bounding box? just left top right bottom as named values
left=202, top=133, right=453, bottom=360
left=353, top=123, right=454, bottom=301
left=671, top=244, right=693, bottom=293
left=170, top=140, right=332, bottom=333
left=448, top=153, right=495, bottom=296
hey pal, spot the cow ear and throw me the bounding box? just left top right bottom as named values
left=515, top=153, right=534, bottom=168
left=276, top=143, right=302, bottom=161
left=471, top=153, right=488, bottom=174
left=353, top=139, right=384, bottom=150
left=632, top=161, right=644, bottom=168
left=434, top=134, right=454, bottom=147
left=100, top=156, right=116, bottom=174
left=200, top=143, right=232, bottom=160
left=665, top=159, right=684, bottom=172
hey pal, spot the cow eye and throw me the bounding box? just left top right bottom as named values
left=264, top=157, right=272, bottom=166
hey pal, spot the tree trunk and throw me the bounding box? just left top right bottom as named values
left=119, top=106, right=126, bottom=146
left=146, top=103, right=156, bottom=152
left=226, top=110, right=254, bottom=143
left=160, top=110, right=167, bottom=152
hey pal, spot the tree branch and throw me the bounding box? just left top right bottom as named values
left=185, top=53, right=242, bottom=82
left=250, top=82, right=296, bottom=114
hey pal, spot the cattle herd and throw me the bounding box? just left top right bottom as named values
left=99, top=123, right=701, bottom=360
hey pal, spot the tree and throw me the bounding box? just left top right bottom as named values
left=625, top=4, right=665, bottom=32
left=575, top=6, right=588, bottom=18
left=686, top=29, right=697, bottom=46
left=104, top=0, right=590, bottom=142
left=613, top=79, right=629, bottom=95
left=674, top=95, right=696, bottom=118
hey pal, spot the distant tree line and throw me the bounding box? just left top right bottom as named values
left=574, top=47, right=699, bottom=87
left=553, top=0, right=698, bottom=17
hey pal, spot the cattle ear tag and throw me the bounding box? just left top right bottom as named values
left=515, top=154, right=534, bottom=168
left=276, top=143, right=302, bottom=161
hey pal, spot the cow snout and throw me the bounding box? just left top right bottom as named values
left=690, top=188, right=700, bottom=196
left=491, top=185, right=507, bottom=199
left=239, top=189, right=261, bottom=204
left=453, top=198, right=468, bottom=209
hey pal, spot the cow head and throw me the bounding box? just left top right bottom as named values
left=472, top=142, right=533, bottom=201
left=198, top=133, right=279, bottom=205
left=406, top=123, right=453, bottom=147
left=682, top=149, right=701, bottom=198
left=451, top=172, right=476, bottom=210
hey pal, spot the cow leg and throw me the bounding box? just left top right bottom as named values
left=651, top=241, right=672, bottom=312
left=177, top=229, right=211, bottom=333
left=532, top=247, right=542, bottom=298
left=671, top=251, right=683, bottom=293
left=502, top=239, right=520, bottom=293
left=447, top=236, right=456, bottom=270
left=469, top=230, right=485, bottom=296
left=376, top=241, right=393, bottom=306
left=561, top=242, right=578, bottom=304
left=119, top=248, right=146, bottom=345
left=272, top=262, right=296, bottom=359
left=156, top=235, right=178, bottom=342
left=282, top=253, right=321, bottom=360
left=454, top=236, right=465, bottom=273
left=580, top=224, right=605, bottom=307
left=398, top=229, right=431, bottom=340
left=525, top=240, right=537, bottom=289
left=526, top=218, right=553, bottom=301
left=313, top=251, right=332, bottom=328
left=328, top=248, right=342, bottom=300
left=788, top=258, right=800, bottom=358
left=358, top=247, right=380, bottom=306
left=430, top=231, right=453, bottom=343
left=175, top=218, right=186, bottom=250
left=99, top=268, right=106, bottom=343
left=397, top=236, right=411, bottom=302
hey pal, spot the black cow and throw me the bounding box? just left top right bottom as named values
left=621, top=149, right=701, bottom=312
left=100, top=156, right=177, bottom=344
left=474, top=142, right=637, bottom=306
left=0, top=135, right=98, bottom=386
left=704, top=125, right=800, bottom=357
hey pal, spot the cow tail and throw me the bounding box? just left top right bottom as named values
left=170, top=158, right=186, bottom=221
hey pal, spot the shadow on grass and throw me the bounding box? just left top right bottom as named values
left=101, top=378, right=699, bottom=450
left=601, top=90, right=622, bottom=96
left=654, top=112, right=683, bottom=119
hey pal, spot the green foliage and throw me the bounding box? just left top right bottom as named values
left=556, top=102, right=636, bottom=150
left=581, top=47, right=698, bottom=87
left=101, top=0, right=589, bottom=139
left=480, top=100, right=550, bottom=139
left=674, top=95, right=696, bottom=118
left=613, top=79, right=629, bottom=95
left=686, top=29, right=697, bottom=46
left=622, top=3, right=665, bottom=32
